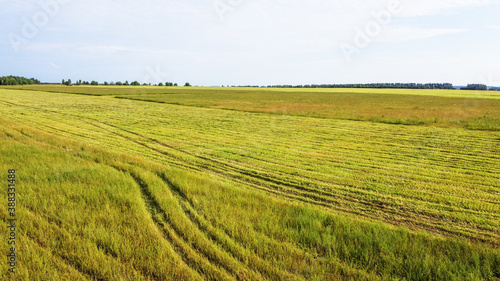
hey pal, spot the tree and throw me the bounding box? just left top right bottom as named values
left=0, top=76, right=41, bottom=85
left=124, top=80, right=129, bottom=86
left=62, top=79, right=65, bottom=85
left=475, top=84, right=487, bottom=91
left=131, top=81, right=140, bottom=86
left=158, top=82, right=164, bottom=86
left=91, top=81, right=98, bottom=85
left=184, top=82, right=191, bottom=87
left=116, top=81, right=122, bottom=85
left=104, top=81, right=109, bottom=85
left=461, top=84, right=487, bottom=91
left=174, top=83, right=178, bottom=86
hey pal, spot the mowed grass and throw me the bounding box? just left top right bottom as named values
left=5, top=85, right=500, bottom=130
left=122, top=90, right=500, bottom=130
left=0, top=87, right=499, bottom=280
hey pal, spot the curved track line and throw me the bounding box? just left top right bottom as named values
left=2, top=97, right=498, bottom=245
left=157, top=172, right=304, bottom=281
left=111, top=166, right=235, bottom=281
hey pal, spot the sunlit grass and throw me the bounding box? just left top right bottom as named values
left=4, top=85, right=499, bottom=130
left=0, top=87, right=499, bottom=280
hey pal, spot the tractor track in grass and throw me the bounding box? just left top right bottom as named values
left=188, top=143, right=500, bottom=186
left=3, top=97, right=498, bottom=181
left=3, top=122, right=222, bottom=280
left=3, top=90, right=500, bottom=280
left=156, top=172, right=304, bottom=281
left=123, top=125, right=499, bottom=194
left=172, top=148, right=499, bottom=207
left=8, top=109, right=500, bottom=244
left=151, top=153, right=499, bottom=242
left=67, top=115, right=366, bottom=209
left=68, top=115, right=500, bottom=202
left=130, top=167, right=303, bottom=280
left=18, top=117, right=500, bottom=244
left=109, top=132, right=499, bottom=209
left=3, top=97, right=499, bottom=190
left=2, top=96, right=499, bottom=244
left=5, top=108, right=201, bottom=172
left=162, top=134, right=499, bottom=184
left=202, top=168, right=500, bottom=244
left=189, top=204, right=317, bottom=278
left=110, top=165, right=256, bottom=281
left=1, top=127, right=199, bottom=280
left=194, top=152, right=500, bottom=207
left=118, top=108, right=499, bottom=163
left=90, top=140, right=297, bottom=279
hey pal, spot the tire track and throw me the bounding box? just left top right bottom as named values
left=19, top=110, right=500, bottom=244
left=4, top=97, right=498, bottom=192
left=56, top=119, right=500, bottom=244
left=3, top=97, right=499, bottom=244
left=8, top=112, right=500, bottom=244
left=1, top=126, right=193, bottom=281
left=156, top=172, right=304, bottom=281
left=110, top=165, right=235, bottom=281
left=90, top=119, right=499, bottom=214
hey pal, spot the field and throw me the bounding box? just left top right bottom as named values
left=0, top=86, right=499, bottom=280
left=8, top=85, right=500, bottom=130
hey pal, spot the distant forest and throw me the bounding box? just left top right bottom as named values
left=1, top=76, right=497, bottom=90
left=460, top=84, right=488, bottom=91
left=0, top=76, right=41, bottom=85
left=263, top=83, right=455, bottom=89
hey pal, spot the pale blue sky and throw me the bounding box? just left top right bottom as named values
left=1, top=0, right=499, bottom=86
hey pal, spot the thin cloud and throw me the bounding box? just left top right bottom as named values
left=49, top=62, right=60, bottom=69
left=76, top=45, right=134, bottom=55
left=377, top=26, right=469, bottom=42
left=24, top=43, right=74, bottom=52
left=398, top=0, right=492, bottom=17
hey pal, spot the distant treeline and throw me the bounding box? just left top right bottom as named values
left=460, top=84, right=488, bottom=91
left=262, top=83, right=456, bottom=89
left=63, top=79, right=182, bottom=87
left=0, top=76, right=41, bottom=85
left=3, top=77, right=497, bottom=91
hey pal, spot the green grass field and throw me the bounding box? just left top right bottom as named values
left=1, top=86, right=499, bottom=280
left=8, top=85, right=500, bottom=130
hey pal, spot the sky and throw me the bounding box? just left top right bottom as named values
left=1, top=0, right=499, bottom=86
